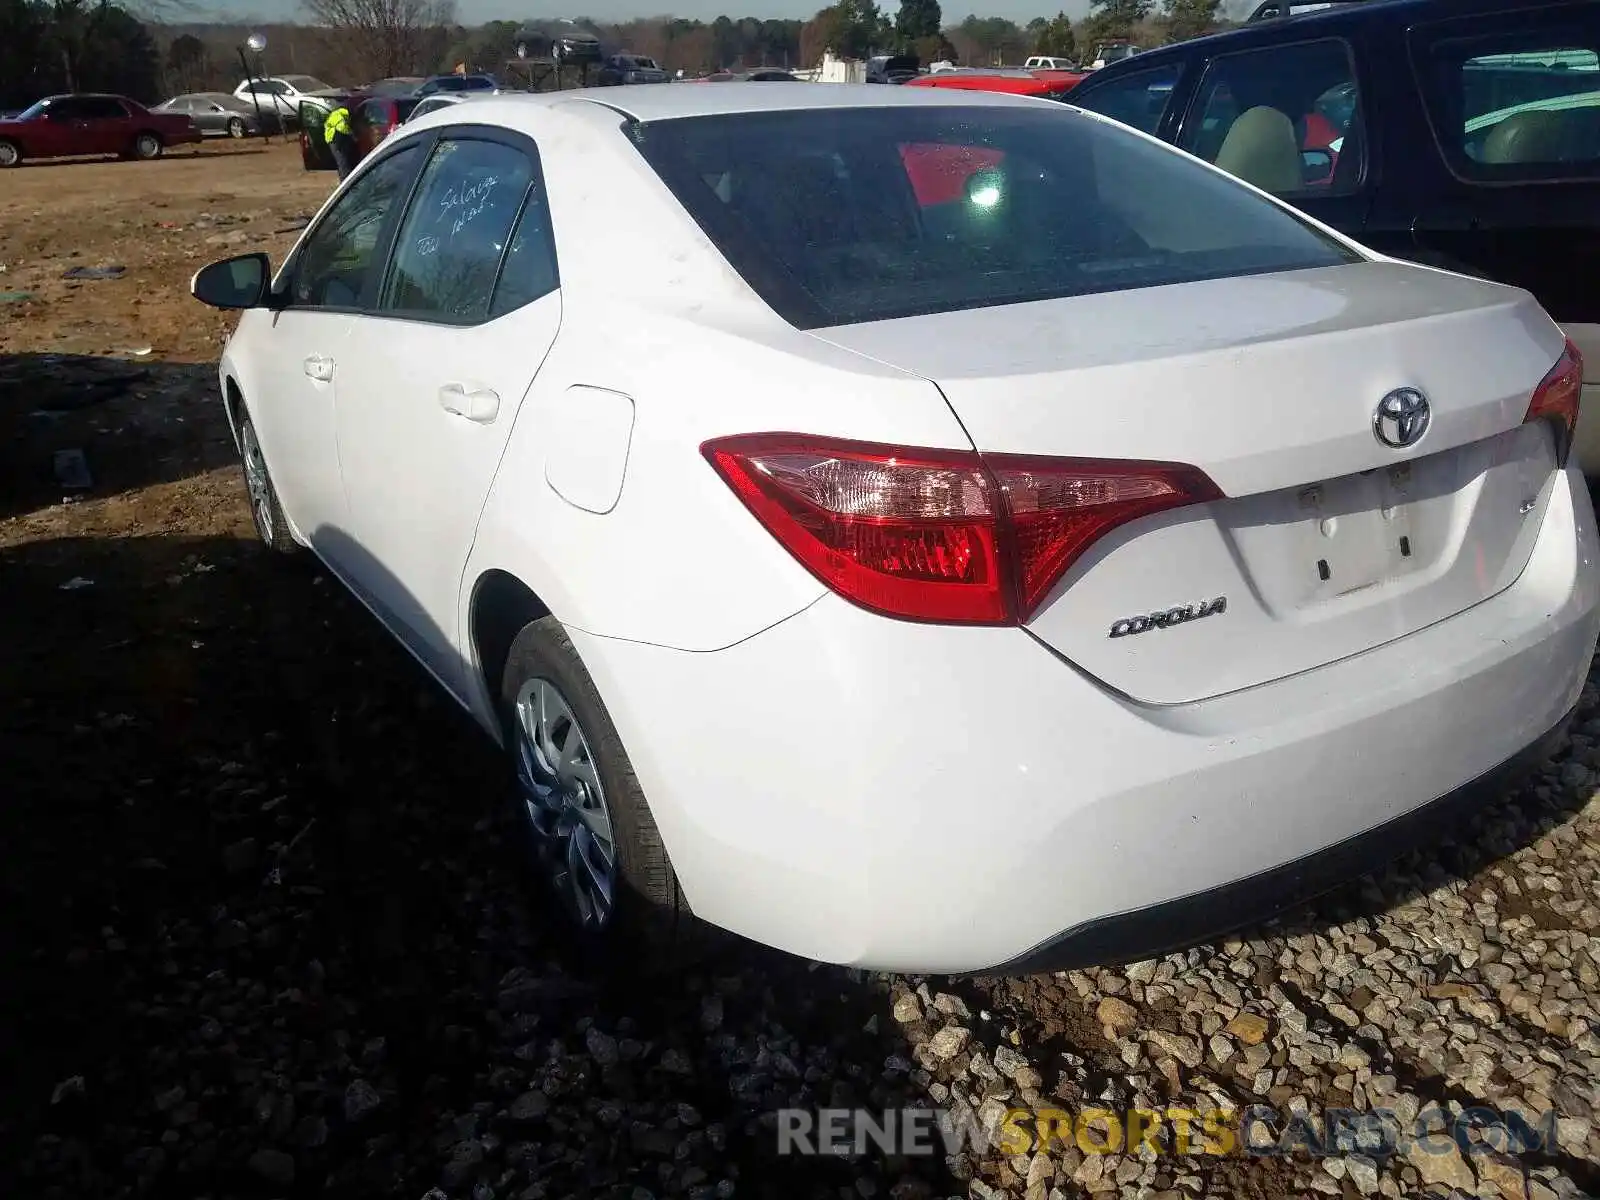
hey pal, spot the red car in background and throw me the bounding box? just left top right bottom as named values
left=0, top=94, right=201, bottom=167
left=906, top=68, right=1087, bottom=98
left=355, top=94, right=421, bottom=156
left=297, top=92, right=423, bottom=171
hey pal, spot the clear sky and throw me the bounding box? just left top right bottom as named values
left=195, top=0, right=1098, bottom=25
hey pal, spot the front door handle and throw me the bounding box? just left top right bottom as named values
left=303, top=354, right=334, bottom=382
left=438, top=383, right=500, bottom=423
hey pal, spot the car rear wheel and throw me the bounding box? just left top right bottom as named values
left=238, top=412, right=299, bottom=555
left=226, top=117, right=246, bottom=139
left=133, top=132, right=162, bottom=160
left=0, top=139, right=20, bottom=168
left=500, top=616, right=715, bottom=971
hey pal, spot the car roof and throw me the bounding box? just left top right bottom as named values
left=1101, top=0, right=1567, bottom=80
left=529, top=81, right=1054, bottom=122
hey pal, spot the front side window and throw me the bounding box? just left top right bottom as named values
left=632, top=105, right=1359, bottom=329
left=1067, top=61, right=1182, bottom=134
left=1179, top=38, right=1364, bottom=196
left=1412, top=9, right=1600, bottom=181
left=290, top=145, right=421, bottom=308
left=380, top=138, right=535, bottom=322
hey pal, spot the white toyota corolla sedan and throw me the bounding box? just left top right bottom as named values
left=191, top=83, right=1599, bottom=975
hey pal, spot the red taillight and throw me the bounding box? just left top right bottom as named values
left=703, top=434, right=1219, bottom=626
left=988, top=456, right=1223, bottom=619
left=1524, top=338, right=1584, bottom=466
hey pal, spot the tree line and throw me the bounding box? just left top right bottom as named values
left=1, top=0, right=1247, bottom=111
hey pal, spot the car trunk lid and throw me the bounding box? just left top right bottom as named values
left=811, top=261, right=1567, bottom=705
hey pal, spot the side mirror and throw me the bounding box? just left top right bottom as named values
left=1301, top=148, right=1334, bottom=183
left=191, top=252, right=271, bottom=309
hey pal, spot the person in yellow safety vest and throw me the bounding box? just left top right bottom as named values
left=323, top=103, right=357, bottom=181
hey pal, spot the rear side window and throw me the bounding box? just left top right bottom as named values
left=82, top=98, right=129, bottom=120
left=1069, top=62, right=1183, bottom=135
left=1412, top=9, right=1600, bottom=182
left=630, top=105, right=1358, bottom=329
left=380, top=138, right=536, bottom=323
left=1178, top=39, right=1364, bottom=196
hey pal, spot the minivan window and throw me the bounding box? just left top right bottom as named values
left=1179, top=38, right=1364, bottom=196
left=631, top=106, right=1358, bottom=329
left=1068, top=61, right=1182, bottom=134
left=1413, top=13, right=1600, bottom=181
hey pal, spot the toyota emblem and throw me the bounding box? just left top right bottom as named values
left=1373, top=388, right=1431, bottom=449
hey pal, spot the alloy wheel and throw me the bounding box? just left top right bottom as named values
left=240, top=422, right=275, bottom=543
left=512, top=676, right=618, bottom=929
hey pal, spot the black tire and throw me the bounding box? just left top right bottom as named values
left=133, top=132, right=163, bottom=160
left=499, top=616, right=716, bottom=972
left=0, top=138, right=20, bottom=168
left=226, top=117, right=246, bottom=139
left=237, top=411, right=300, bottom=555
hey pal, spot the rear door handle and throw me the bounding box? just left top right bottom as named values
left=438, top=383, right=500, bottom=423
left=303, top=354, right=334, bottom=382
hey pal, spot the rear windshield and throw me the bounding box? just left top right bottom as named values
left=629, top=105, right=1359, bottom=328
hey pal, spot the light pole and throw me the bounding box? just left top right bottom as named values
left=238, top=32, right=280, bottom=142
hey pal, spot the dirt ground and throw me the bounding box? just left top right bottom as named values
left=0, top=140, right=963, bottom=1200
left=0, top=140, right=327, bottom=534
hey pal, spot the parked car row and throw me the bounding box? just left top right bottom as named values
left=0, top=94, right=202, bottom=166
left=153, top=92, right=269, bottom=138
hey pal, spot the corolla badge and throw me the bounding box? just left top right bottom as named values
left=1373, top=388, right=1431, bottom=449
left=1109, top=597, right=1227, bottom=638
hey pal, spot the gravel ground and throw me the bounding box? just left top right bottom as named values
left=3, top=148, right=1600, bottom=1200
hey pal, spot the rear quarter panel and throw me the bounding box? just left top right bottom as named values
left=456, top=102, right=976, bottom=721
left=157, top=113, right=202, bottom=144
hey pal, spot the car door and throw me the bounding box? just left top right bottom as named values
left=248, top=141, right=426, bottom=556
left=299, top=100, right=335, bottom=167
left=90, top=97, right=135, bottom=154
left=1405, top=4, right=1600, bottom=361
left=1169, top=35, right=1376, bottom=236
left=355, top=99, right=388, bottom=157
left=200, top=101, right=227, bottom=134
left=329, top=129, right=562, bottom=694
left=41, top=97, right=93, bottom=157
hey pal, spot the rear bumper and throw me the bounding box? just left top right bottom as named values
left=1563, top=321, right=1600, bottom=474
left=568, top=465, right=1600, bottom=974
left=1572, top=380, right=1600, bottom=475
left=995, top=703, right=1573, bottom=974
